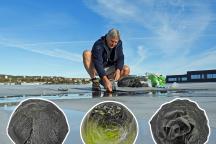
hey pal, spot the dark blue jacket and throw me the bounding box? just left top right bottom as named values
left=91, top=35, right=124, bottom=78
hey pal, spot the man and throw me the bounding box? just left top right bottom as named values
left=83, top=28, right=130, bottom=92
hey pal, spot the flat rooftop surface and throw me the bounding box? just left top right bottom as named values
left=0, top=82, right=215, bottom=143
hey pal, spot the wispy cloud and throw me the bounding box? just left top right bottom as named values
left=22, top=48, right=82, bottom=63
left=84, top=0, right=215, bottom=74
left=85, top=0, right=211, bottom=52
left=1, top=0, right=214, bottom=77
left=0, top=38, right=88, bottom=63
left=84, top=0, right=139, bottom=23
left=133, top=45, right=148, bottom=68
left=173, top=48, right=216, bottom=73
left=135, top=46, right=216, bottom=75
left=24, top=40, right=94, bottom=46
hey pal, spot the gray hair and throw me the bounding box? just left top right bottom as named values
left=107, top=28, right=120, bottom=40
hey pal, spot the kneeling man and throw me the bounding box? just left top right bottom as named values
left=83, top=28, right=130, bottom=92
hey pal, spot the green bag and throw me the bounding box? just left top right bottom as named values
left=147, top=73, right=166, bottom=87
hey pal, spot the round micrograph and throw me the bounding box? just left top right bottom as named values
left=80, top=101, right=138, bottom=144
left=149, top=98, right=210, bottom=144
left=7, top=98, right=69, bottom=144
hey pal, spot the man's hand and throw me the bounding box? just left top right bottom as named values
left=114, top=69, right=121, bottom=81
left=102, top=76, right=112, bottom=92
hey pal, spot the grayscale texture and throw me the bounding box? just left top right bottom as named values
left=150, top=99, right=209, bottom=144
left=8, top=99, right=69, bottom=144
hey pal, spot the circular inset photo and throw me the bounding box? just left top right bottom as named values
left=7, top=98, right=69, bottom=144
left=80, top=101, right=138, bottom=144
left=149, top=98, right=210, bottom=144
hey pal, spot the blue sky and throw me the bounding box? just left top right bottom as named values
left=0, top=0, right=215, bottom=78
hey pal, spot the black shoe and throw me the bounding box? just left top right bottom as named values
left=91, top=78, right=101, bottom=91
left=92, top=91, right=102, bottom=97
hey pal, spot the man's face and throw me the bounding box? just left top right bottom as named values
left=107, top=37, right=119, bottom=48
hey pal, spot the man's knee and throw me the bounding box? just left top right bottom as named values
left=121, top=65, right=130, bottom=76
left=83, top=50, right=91, bottom=60
left=123, top=65, right=130, bottom=73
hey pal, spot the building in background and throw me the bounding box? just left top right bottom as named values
left=166, top=69, right=216, bottom=83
